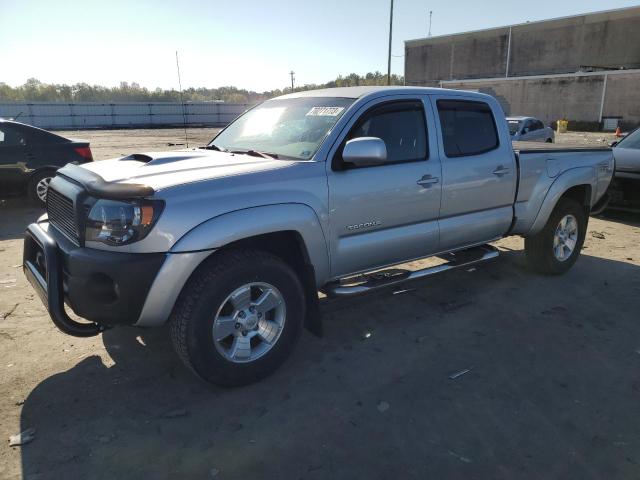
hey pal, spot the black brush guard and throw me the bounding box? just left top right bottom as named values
left=23, top=223, right=104, bottom=337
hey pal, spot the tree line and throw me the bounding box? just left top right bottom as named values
left=0, top=72, right=405, bottom=104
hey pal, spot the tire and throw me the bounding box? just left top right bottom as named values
left=27, top=169, right=55, bottom=205
left=525, top=198, right=587, bottom=275
left=170, top=249, right=305, bottom=387
left=546, top=138, right=553, bottom=143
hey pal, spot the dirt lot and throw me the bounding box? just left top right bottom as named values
left=54, top=127, right=619, bottom=161
left=1, top=129, right=639, bottom=479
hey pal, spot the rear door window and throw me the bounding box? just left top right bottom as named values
left=436, top=100, right=499, bottom=157
left=0, top=125, right=27, bottom=146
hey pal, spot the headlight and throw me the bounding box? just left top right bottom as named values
left=85, top=199, right=163, bottom=246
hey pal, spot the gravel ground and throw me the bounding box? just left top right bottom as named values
left=51, top=127, right=619, bottom=161
left=0, top=129, right=639, bottom=479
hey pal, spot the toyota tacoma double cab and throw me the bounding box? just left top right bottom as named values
left=23, top=87, right=614, bottom=386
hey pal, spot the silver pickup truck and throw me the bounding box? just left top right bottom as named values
left=23, top=86, right=614, bottom=386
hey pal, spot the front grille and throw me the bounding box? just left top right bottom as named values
left=47, top=188, right=80, bottom=244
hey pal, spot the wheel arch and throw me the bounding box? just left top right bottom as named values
left=170, top=203, right=330, bottom=283
left=526, top=167, right=595, bottom=236
left=136, top=204, right=328, bottom=332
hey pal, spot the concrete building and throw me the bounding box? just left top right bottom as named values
left=405, top=6, right=640, bottom=129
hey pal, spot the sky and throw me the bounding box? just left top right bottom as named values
left=1, top=0, right=638, bottom=92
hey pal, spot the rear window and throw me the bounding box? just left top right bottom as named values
left=437, top=100, right=499, bottom=157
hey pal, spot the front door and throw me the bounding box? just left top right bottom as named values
left=326, top=96, right=442, bottom=278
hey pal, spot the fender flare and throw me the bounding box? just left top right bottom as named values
left=136, top=203, right=330, bottom=327
left=171, top=203, right=330, bottom=284
left=526, top=167, right=595, bottom=236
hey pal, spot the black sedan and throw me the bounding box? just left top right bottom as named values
left=0, top=119, right=93, bottom=204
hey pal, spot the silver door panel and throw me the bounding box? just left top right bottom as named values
left=439, top=206, right=512, bottom=250
left=333, top=219, right=439, bottom=278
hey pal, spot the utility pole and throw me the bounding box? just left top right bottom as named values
left=175, top=50, right=188, bottom=148
left=428, top=10, right=433, bottom=37
left=289, top=71, right=295, bottom=91
left=387, top=0, right=394, bottom=86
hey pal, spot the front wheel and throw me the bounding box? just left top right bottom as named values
left=170, top=249, right=305, bottom=386
left=525, top=198, right=587, bottom=275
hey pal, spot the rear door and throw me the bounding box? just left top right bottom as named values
left=0, top=124, right=30, bottom=195
left=326, top=95, right=442, bottom=278
left=430, top=95, right=516, bottom=250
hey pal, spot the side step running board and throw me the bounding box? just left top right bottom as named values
left=322, top=244, right=499, bottom=298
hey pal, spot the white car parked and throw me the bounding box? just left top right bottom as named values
left=508, top=116, right=555, bottom=143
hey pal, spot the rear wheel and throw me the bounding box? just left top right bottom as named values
left=525, top=198, right=587, bottom=275
left=170, top=249, right=305, bottom=386
left=27, top=170, right=55, bottom=205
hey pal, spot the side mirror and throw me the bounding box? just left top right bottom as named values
left=342, top=137, right=387, bottom=167
left=609, top=141, right=618, bottom=147
left=522, top=127, right=530, bottom=134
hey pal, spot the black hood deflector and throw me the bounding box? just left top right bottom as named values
left=56, top=164, right=154, bottom=200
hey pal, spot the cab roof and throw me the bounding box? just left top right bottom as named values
left=277, top=86, right=492, bottom=101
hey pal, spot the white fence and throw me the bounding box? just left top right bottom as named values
left=0, top=102, right=250, bottom=130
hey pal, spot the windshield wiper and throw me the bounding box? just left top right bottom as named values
left=230, top=149, right=279, bottom=159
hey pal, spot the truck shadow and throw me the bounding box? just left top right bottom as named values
left=593, top=209, right=640, bottom=228
left=18, top=250, right=640, bottom=479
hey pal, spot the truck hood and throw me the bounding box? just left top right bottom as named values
left=79, top=149, right=296, bottom=190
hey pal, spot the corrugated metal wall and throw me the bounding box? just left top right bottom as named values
left=0, top=102, right=250, bottom=129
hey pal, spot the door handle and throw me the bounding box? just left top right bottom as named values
left=417, top=175, right=439, bottom=187
left=493, top=166, right=510, bottom=176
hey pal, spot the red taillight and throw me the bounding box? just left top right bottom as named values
left=74, top=146, right=93, bottom=162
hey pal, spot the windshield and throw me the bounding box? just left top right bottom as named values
left=616, top=127, right=640, bottom=149
left=507, top=120, right=522, bottom=135
left=209, top=97, right=355, bottom=160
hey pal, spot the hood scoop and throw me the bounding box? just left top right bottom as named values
left=121, top=153, right=154, bottom=163
left=121, top=152, right=215, bottom=166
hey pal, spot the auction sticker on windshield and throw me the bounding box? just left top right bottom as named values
left=306, top=106, right=345, bottom=117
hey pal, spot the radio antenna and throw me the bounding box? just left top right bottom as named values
left=175, top=50, right=189, bottom=148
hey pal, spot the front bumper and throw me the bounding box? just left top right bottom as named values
left=23, top=221, right=166, bottom=336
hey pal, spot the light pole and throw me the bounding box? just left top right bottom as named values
left=289, top=71, right=295, bottom=91
left=387, top=0, right=394, bottom=86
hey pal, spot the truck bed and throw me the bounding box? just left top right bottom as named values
left=510, top=141, right=614, bottom=236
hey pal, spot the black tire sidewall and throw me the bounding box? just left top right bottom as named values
left=539, top=198, right=587, bottom=273
left=186, top=255, right=305, bottom=386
